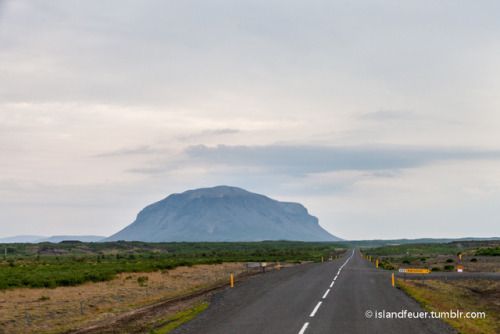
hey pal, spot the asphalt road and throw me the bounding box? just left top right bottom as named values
left=172, top=250, right=457, bottom=334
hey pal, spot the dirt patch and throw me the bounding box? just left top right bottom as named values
left=0, top=261, right=296, bottom=334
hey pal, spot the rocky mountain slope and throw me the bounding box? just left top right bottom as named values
left=106, top=186, right=341, bottom=242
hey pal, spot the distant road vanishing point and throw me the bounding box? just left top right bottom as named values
left=172, top=250, right=456, bottom=334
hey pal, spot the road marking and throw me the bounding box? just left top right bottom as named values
left=298, top=322, right=309, bottom=334
left=310, top=301, right=322, bottom=317
left=299, top=250, right=355, bottom=334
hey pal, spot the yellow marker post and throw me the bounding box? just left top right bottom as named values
left=278, top=262, right=280, bottom=270
left=391, top=273, right=395, bottom=287
left=231, top=274, right=234, bottom=288
left=376, top=259, right=378, bottom=268
left=459, top=254, right=462, bottom=260
left=369, top=256, right=372, bottom=262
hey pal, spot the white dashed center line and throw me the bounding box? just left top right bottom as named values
left=310, top=301, right=322, bottom=317
left=298, top=322, right=309, bottom=334
left=298, top=250, right=355, bottom=334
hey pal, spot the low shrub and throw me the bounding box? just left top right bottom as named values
left=137, top=276, right=149, bottom=284
left=475, top=246, right=500, bottom=256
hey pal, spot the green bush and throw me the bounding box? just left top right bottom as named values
left=445, top=258, right=453, bottom=263
left=475, top=246, right=500, bottom=256
left=379, top=262, right=395, bottom=270
left=443, top=265, right=454, bottom=271
left=137, top=276, right=149, bottom=284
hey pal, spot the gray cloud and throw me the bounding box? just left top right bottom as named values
left=184, top=144, right=500, bottom=174
left=209, top=129, right=240, bottom=135
left=369, top=170, right=402, bottom=178
left=177, top=128, right=240, bottom=142
left=94, top=145, right=157, bottom=158
left=126, top=166, right=171, bottom=174
left=360, top=110, right=416, bottom=121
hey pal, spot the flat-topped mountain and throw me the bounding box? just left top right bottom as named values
left=106, top=186, right=341, bottom=242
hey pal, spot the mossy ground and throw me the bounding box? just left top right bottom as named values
left=149, top=302, right=209, bottom=334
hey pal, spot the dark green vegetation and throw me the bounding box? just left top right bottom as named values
left=361, top=240, right=500, bottom=272
left=475, top=246, right=500, bottom=256
left=0, top=241, right=347, bottom=290
left=362, top=240, right=500, bottom=257
left=362, top=240, right=500, bottom=272
left=340, top=237, right=500, bottom=249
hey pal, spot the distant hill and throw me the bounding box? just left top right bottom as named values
left=0, top=235, right=46, bottom=243
left=35, top=235, right=105, bottom=243
left=0, top=235, right=105, bottom=244
left=106, top=186, right=341, bottom=242
left=341, top=237, right=500, bottom=248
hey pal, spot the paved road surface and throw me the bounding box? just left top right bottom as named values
left=173, top=250, right=456, bottom=334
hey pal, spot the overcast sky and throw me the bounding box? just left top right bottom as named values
left=1, top=0, right=499, bottom=240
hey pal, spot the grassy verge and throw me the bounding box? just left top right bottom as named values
left=149, top=302, right=209, bottom=334
left=398, top=279, right=499, bottom=334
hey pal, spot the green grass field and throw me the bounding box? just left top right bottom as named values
left=0, top=241, right=347, bottom=290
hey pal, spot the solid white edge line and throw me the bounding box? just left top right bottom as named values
left=322, top=289, right=330, bottom=299
left=298, top=322, right=309, bottom=334
left=310, top=301, right=322, bottom=317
